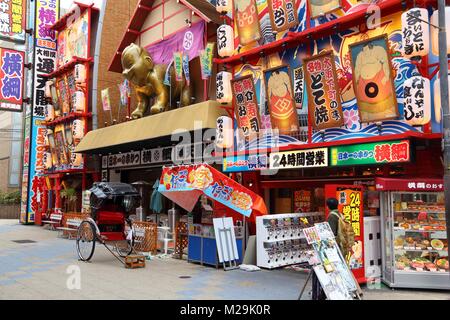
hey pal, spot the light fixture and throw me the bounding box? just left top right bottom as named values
left=216, top=116, right=234, bottom=149
left=403, top=76, right=431, bottom=125
left=216, top=0, right=232, bottom=14
left=217, top=24, right=234, bottom=58
left=401, top=8, right=429, bottom=58
left=431, top=7, right=450, bottom=55
left=72, top=119, right=85, bottom=139
left=433, top=71, right=450, bottom=123
left=216, top=71, right=233, bottom=104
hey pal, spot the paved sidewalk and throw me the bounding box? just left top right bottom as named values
left=0, top=220, right=449, bottom=300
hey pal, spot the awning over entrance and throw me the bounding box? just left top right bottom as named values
left=75, top=100, right=228, bottom=155
left=158, top=164, right=268, bottom=218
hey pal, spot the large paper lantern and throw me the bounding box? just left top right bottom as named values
left=45, top=129, right=52, bottom=147
left=71, top=152, right=83, bottom=167
left=43, top=152, right=53, bottom=170
left=217, top=24, right=234, bottom=58
left=433, top=73, right=450, bottom=123
left=431, top=8, right=450, bottom=56
left=45, top=104, right=55, bottom=122
left=401, top=8, right=429, bottom=57
left=74, top=64, right=86, bottom=83
left=403, top=76, right=431, bottom=125
left=216, top=0, right=232, bottom=14
left=45, top=80, right=53, bottom=98
left=72, top=119, right=85, bottom=139
left=72, top=91, right=85, bottom=112
left=216, top=71, right=233, bottom=104
left=216, top=116, right=234, bottom=149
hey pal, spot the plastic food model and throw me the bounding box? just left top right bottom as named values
left=393, top=200, right=447, bottom=273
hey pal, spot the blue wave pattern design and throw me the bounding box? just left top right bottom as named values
left=311, top=120, right=420, bottom=143
left=242, top=134, right=306, bottom=151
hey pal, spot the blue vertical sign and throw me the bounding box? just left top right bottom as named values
left=21, top=0, right=59, bottom=224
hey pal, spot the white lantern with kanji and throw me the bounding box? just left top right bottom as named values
left=216, top=71, right=233, bottom=104
left=73, top=91, right=85, bottom=112
left=71, top=152, right=83, bottom=167
left=43, top=152, right=53, bottom=170
left=72, top=119, right=85, bottom=140
left=403, top=76, right=431, bottom=125
left=216, top=0, right=232, bottom=14
left=45, top=129, right=52, bottom=146
left=74, top=64, right=86, bottom=83
left=431, top=8, right=450, bottom=56
left=216, top=116, right=234, bottom=149
left=217, top=24, right=234, bottom=58
left=45, top=104, right=55, bottom=122
left=401, top=8, right=429, bottom=57
left=433, top=72, right=450, bottom=123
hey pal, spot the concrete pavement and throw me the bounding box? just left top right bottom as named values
left=0, top=220, right=449, bottom=300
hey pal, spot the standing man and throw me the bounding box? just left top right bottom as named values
left=312, top=198, right=340, bottom=300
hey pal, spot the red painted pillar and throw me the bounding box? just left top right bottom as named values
left=55, top=177, right=61, bottom=211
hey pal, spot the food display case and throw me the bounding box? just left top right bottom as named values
left=378, top=178, right=449, bottom=289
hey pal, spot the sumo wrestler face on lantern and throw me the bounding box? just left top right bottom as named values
left=350, top=35, right=399, bottom=122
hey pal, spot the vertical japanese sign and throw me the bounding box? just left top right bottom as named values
left=182, top=53, right=190, bottom=86
left=0, top=0, right=27, bottom=42
left=292, top=66, right=305, bottom=109
left=173, top=52, right=183, bottom=82
left=101, top=88, right=111, bottom=111
left=231, top=75, right=261, bottom=138
left=304, top=51, right=344, bottom=130
left=264, top=65, right=299, bottom=134
left=0, top=48, right=24, bottom=111
left=21, top=0, right=59, bottom=224
left=337, top=188, right=364, bottom=268
left=325, top=184, right=365, bottom=283
left=234, top=0, right=261, bottom=45
left=200, top=42, right=214, bottom=80
left=267, top=0, right=298, bottom=32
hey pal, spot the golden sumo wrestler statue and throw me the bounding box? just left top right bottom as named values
left=121, top=43, right=193, bottom=119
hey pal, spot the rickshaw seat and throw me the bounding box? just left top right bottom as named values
left=96, top=211, right=125, bottom=225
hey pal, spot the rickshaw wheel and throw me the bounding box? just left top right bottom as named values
left=76, top=221, right=96, bottom=261
left=115, top=219, right=134, bottom=258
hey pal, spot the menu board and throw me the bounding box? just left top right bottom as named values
left=303, top=51, right=344, bottom=130
left=231, top=75, right=261, bottom=138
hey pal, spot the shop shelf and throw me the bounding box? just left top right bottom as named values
left=44, top=112, right=92, bottom=127
left=393, top=228, right=447, bottom=235
left=42, top=56, right=94, bottom=79
left=395, top=210, right=445, bottom=214
left=395, top=248, right=449, bottom=255
left=395, top=269, right=449, bottom=275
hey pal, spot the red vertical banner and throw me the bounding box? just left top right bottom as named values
left=325, top=184, right=365, bottom=283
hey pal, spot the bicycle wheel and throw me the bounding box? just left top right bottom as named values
left=76, top=221, right=96, bottom=261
